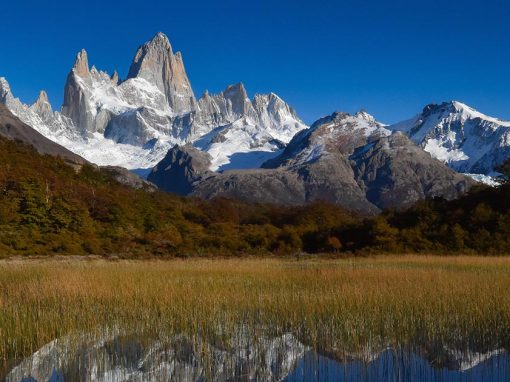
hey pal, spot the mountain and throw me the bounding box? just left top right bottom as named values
left=0, top=103, right=156, bottom=190
left=390, top=101, right=510, bottom=175
left=1, top=32, right=500, bottom=214
left=0, top=93, right=505, bottom=257
left=127, top=32, right=196, bottom=112
left=150, top=111, right=473, bottom=214
left=350, top=132, right=472, bottom=209
left=0, top=33, right=306, bottom=171
left=263, top=110, right=391, bottom=168
left=0, top=103, right=85, bottom=166
left=147, top=145, right=212, bottom=195
left=7, top=331, right=305, bottom=382
left=194, top=83, right=306, bottom=170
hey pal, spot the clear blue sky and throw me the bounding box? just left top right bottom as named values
left=2, top=0, right=509, bottom=124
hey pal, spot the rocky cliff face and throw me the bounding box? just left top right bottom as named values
left=191, top=168, right=308, bottom=206
left=193, top=83, right=306, bottom=170
left=127, top=32, right=196, bottom=113
left=61, top=43, right=177, bottom=141
left=61, top=49, right=98, bottom=135
left=390, top=101, right=510, bottom=174
left=351, top=132, right=474, bottom=209
left=147, top=145, right=212, bottom=195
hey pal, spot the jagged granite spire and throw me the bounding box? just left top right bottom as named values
left=36, top=90, right=49, bottom=104
left=61, top=48, right=95, bottom=133
left=111, top=70, right=119, bottom=85
left=222, top=82, right=252, bottom=116
left=127, top=32, right=196, bottom=113
left=73, top=49, right=90, bottom=78
left=30, top=90, right=53, bottom=119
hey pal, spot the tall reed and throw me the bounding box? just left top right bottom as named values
left=1, top=256, right=509, bottom=366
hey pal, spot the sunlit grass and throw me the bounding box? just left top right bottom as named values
left=1, top=255, right=510, bottom=365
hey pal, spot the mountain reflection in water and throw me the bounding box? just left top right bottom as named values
left=5, top=332, right=509, bottom=382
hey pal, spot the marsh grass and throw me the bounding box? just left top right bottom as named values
left=1, top=256, right=510, bottom=370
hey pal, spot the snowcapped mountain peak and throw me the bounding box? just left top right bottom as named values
left=1, top=33, right=307, bottom=172
left=252, top=92, right=298, bottom=120
left=451, top=100, right=471, bottom=111
left=309, top=111, right=383, bottom=133
left=451, top=100, right=510, bottom=126
left=417, top=100, right=510, bottom=127
left=223, top=83, right=250, bottom=110
left=319, top=111, right=389, bottom=139
left=0, top=77, right=9, bottom=87
left=35, top=90, right=49, bottom=104
left=450, top=100, right=487, bottom=116
left=391, top=101, right=510, bottom=174
left=193, top=83, right=307, bottom=171
left=354, top=109, right=377, bottom=122
left=263, top=110, right=390, bottom=168
left=127, top=32, right=195, bottom=113
left=30, top=90, right=52, bottom=118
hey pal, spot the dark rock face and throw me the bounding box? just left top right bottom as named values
left=101, top=166, right=157, bottom=191
left=149, top=112, right=476, bottom=214
left=350, top=132, right=475, bottom=210
left=296, top=155, right=380, bottom=214
left=147, top=145, right=212, bottom=195
left=192, top=169, right=307, bottom=205
left=0, top=104, right=86, bottom=166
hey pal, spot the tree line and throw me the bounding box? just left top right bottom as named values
left=1, top=136, right=509, bottom=257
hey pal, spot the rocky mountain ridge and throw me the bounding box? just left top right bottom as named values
left=1, top=32, right=508, bottom=214
left=149, top=112, right=474, bottom=214
left=390, top=101, right=510, bottom=175
left=0, top=32, right=306, bottom=171
left=0, top=103, right=85, bottom=166
left=2, top=33, right=509, bottom=178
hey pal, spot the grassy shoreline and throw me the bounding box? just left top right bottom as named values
left=2, top=256, right=510, bottom=369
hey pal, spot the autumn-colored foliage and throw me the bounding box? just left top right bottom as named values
left=1, top=136, right=510, bottom=257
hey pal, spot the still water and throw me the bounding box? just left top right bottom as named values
left=285, top=349, right=510, bottom=382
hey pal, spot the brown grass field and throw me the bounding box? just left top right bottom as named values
left=1, top=255, right=510, bottom=367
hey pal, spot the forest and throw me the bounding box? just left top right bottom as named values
left=1, top=135, right=509, bottom=257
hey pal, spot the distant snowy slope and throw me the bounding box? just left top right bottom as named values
left=390, top=101, right=510, bottom=174
left=194, top=84, right=306, bottom=170
left=263, top=110, right=390, bottom=169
